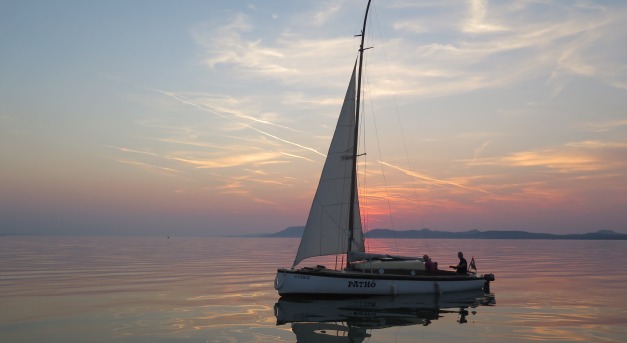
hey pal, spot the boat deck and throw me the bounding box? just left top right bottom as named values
left=279, top=266, right=482, bottom=281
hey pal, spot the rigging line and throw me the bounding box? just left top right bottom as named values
left=358, top=58, right=370, bottom=254
left=351, top=50, right=369, bottom=254
left=357, top=30, right=368, bottom=252
left=371, top=1, right=429, bottom=253
left=363, top=53, right=400, bottom=256
left=366, top=2, right=401, bottom=255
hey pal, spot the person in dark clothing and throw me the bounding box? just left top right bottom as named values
left=423, top=254, right=437, bottom=272
left=450, top=251, right=468, bottom=274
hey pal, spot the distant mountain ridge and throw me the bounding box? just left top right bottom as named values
left=263, top=226, right=306, bottom=238
left=262, top=226, right=627, bottom=240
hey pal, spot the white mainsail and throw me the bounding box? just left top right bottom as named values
left=292, top=63, right=365, bottom=267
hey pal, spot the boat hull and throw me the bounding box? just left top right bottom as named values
left=275, top=268, right=490, bottom=296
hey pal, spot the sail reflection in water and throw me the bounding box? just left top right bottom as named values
left=275, top=290, right=495, bottom=342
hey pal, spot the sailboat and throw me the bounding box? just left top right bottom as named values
left=275, top=0, right=495, bottom=296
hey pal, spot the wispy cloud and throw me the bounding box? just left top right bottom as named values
left=172, top=151, right=283, bottom=169
left=492, top=150, right=598, bottom=171
left=471, top=139, right=493, bottom=163
left=465, top=139, right=627, bottom=173
left=191, top=12, right=357, bottom=87
left=214, top=179, right=278, bottom=205
left=280, top=151, right=316, bottom=163
left=580, top=119, right=627, bottom=133
left=108, top=146, right=160, bottom=157
left=565, top=140, right=627, bottom=149
left=116, top=159, right=182, bottom=175
left=389, top=1, right=626, bottom=98
left=312, top=2, right=343, bottom=26
left=151, top=88, right=326, bottom=157
left=378, top=160, right=490, bottom=194
left=185, top=1, right=625, bottom=106
left=463, top=0, right=508, bottom=33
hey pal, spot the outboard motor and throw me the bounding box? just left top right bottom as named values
left=483, top=273, right=495, bottom=293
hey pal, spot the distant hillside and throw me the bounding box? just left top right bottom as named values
left=365, top=228, right=627, bottom=240
left=263, top=226, right=305, bottom=238
left=262, top=227, right=627, bottom=240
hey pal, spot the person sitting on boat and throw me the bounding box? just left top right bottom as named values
left=450, top=251, right=468, bottom=274
left=423, top=255, right=437, bottom=272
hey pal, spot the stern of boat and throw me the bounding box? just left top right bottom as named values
left=274, top=269, right=288, bottom=291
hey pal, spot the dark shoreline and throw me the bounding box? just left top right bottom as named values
left=260, top=227, right=627, bottom=240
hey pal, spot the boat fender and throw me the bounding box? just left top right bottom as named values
left=410, top=270, right=416, bottom=276
left=484, top=273, right=495, bottom=282
left=378, top=269, right=385, bottom=274
left=434, top=281, right=441, bottom=294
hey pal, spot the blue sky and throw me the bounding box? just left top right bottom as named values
left=2, top=0, right=626, bottom=236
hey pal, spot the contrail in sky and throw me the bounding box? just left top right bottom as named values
left=150, top=87, right=326, bottom=157
left=379, top=161, right=490, bottom=194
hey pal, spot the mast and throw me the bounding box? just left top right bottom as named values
left=347, top=0, right=372, bottom=264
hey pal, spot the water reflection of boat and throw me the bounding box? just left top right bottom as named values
left=275, top=291, right=495, bottom=342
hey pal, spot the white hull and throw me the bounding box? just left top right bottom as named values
left=275, top=268, right=491, bottom=295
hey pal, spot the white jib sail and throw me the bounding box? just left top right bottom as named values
left=293, top=63, right=365, bottom=268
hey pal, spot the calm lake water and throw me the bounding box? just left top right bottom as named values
left=1, top=236, right=626, bottom=342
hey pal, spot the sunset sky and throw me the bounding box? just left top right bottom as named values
left=2, top=0, right=626, bottom=236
